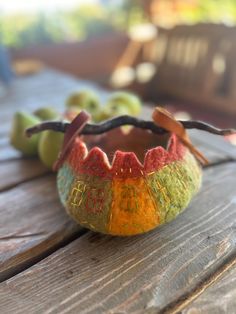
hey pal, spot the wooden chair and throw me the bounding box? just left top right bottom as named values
left=147, top=23, right=236, bottom=116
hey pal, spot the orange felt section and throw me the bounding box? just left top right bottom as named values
left=108, top=177, right=160, bottom=236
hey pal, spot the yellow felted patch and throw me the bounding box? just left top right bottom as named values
left=108, top=177, right=160, bottom=236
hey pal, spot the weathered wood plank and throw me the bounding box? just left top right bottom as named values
left=0, top=175, right=82, bottom=282
left=0, top=138, right=20, bottom=161
left=0, top=159, right=49, bottom=191
left=0, top=162, right=236, bottom=313
left=0, top=138, right=49, bottom=190
left=189, top=130, right=236, bottom=163
left=0, top=69, right=106, bottom=121
left=181, top=262, right=236, bottom=314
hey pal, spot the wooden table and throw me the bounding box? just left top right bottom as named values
left=1, top=69, right=236, bottom=314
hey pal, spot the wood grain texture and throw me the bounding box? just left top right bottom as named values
left=0, top=162, right=236, bottom=314
left=0, top=175, right=82, bottom=282
left=189, top=130, right=236, bottom=164
left=0, top=69, right=107, bottom=126
left=181, top=263, right=236, bottom=314
left=0, top=158, right=49, bottom=191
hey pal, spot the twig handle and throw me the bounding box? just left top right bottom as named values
left=26, top=115, right=236, bottom=138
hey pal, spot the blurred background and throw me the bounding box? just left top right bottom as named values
left=1, top=0, right=236, bottom=135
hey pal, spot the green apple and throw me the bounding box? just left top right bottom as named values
left=66, top=90, right=101, bottom=121
left=107, top=91, right=141, bottom=116
left=63, top=106, right=81, bottom=121
left=34, top=106, right=59, bottom=121
left=98, top=103, right=130, bottom=121
left=10, top=112, right=41, bottom=156
left=38, top=130, right=64, bottom=169
left=66, top=90, right=99, bottom=109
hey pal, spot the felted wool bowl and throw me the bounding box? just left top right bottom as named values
left=57, top=127, right=202, bottom=236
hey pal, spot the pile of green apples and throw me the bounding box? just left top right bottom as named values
left=10, top=90, right=142, bottom=170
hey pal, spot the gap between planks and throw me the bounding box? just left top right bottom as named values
left=0, top=171, right=50, bottom=194
left=162, top=252, right=236, bottom=314
left=0, top=228, right=88, bottom=283
left=0, top=172, right=87, bottom=283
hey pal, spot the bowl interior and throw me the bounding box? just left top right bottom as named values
left=82, top=127, right=170, bottom=164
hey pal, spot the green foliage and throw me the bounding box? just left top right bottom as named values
left=0, top=1, right=236, bottom=48
left=0, top=2, right=145, bottom=48
left=178, top=0, right=236, bottom=24
left=0, top=13, right=65, bottom=47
